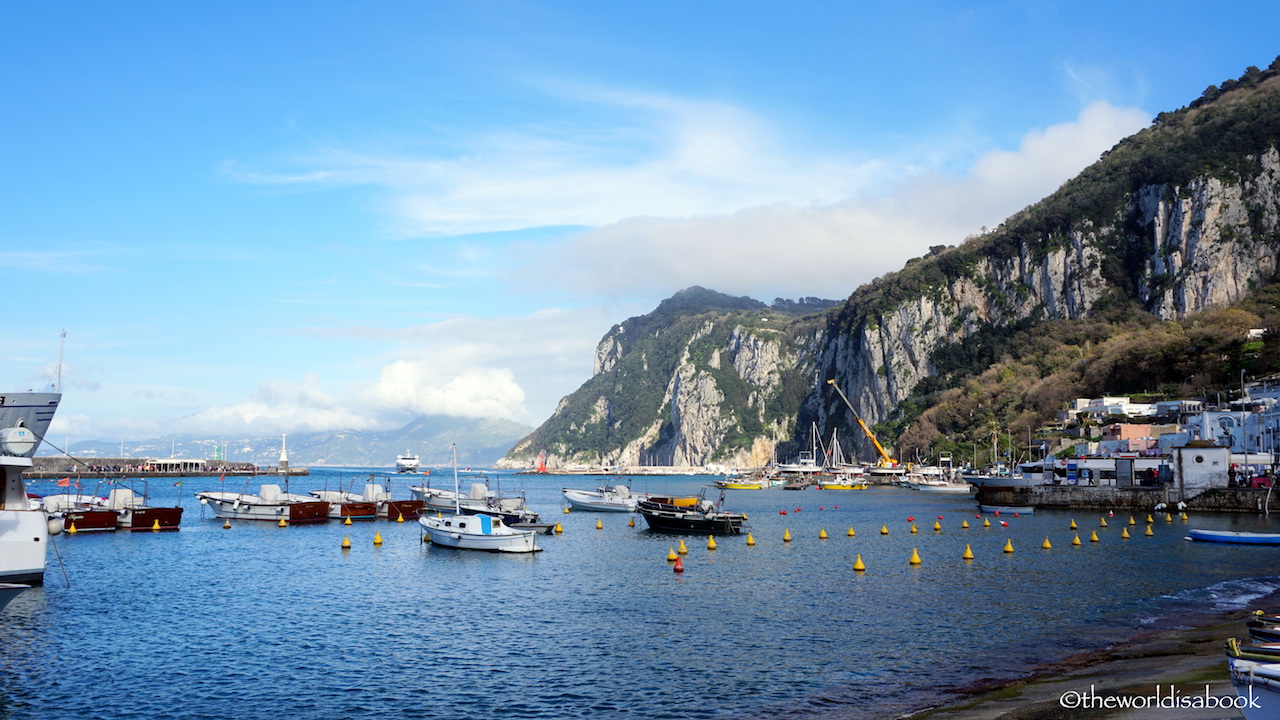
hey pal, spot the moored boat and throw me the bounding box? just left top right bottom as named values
left=636, top=488, right=746, bottom=535
left=196, top=483, right=329, bottom=523
left=106, top=487, right=184, bottom=530
left=38, top=492, right=118, bottom=531
left=418, top=445, right=539, bottom=553
left=1226, top=656, right=1280, bottom=719
left=562, top=483, right=647, bottom=511
left=1188, top=529, right=1280, bottom=545
left=411, top=474, right=540, bottom=526
left=978, top=504, right=1034, bottom=514
left=0, top=391, right=61, bottom=586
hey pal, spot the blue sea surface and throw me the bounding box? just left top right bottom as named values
left=4, top=469, right=1280, bottom=720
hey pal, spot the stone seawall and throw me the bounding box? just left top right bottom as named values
left=982, top=485, right=1276, bottom=513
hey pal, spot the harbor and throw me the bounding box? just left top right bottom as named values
left=6, top=466, right=1280, bottom=719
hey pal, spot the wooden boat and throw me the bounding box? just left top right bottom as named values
left=418, top=445, right=539, bottom=553
left=1228, top=637, right=1280, bottom=663
left=636, top=489, right=746, bottom=535
left=196, top=483, right=329, bottom=523
left=562, top=483, right=647, bottom=511
left=308, top=490, right=378, bottom=520
left=40, top=492, right=118, bottom=531
left=411, top=474, right=541, bottom=526
left=105, top=487, right=183, bottom=530
left=1226, top=656, right=1280, bottom=718
left=1188, top=529, right=1280, bottom=545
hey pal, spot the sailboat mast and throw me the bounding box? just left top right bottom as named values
left=451, top=443, right=460, bottom=514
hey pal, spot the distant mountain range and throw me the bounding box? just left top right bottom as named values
left=44, top=415, right=534, bottom=469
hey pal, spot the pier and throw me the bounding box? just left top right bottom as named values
left=23, top=455, right=309, bottom=480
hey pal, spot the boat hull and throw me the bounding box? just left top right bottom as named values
left=62, top=508, right=119, bottom=531
left=382, top=499, right=425, bottom=520
left=196, top=492, right=330, bottom=523
left=419, top=514, right=539, bottom=553
left=1228, top=657, right=1280, bottom=719
left=562, top=488, right=639, bottom=512
left=0, top=583, right=30, bottom=612
left=636, top=501, right=745, bottom=535
left=0, top=506, right=47, bottom=585
left=1189, top=529, right=1280, bottom=545
left=120, top=506, right=184, bottom=531
left=979, top=505, right=1035, bottom=514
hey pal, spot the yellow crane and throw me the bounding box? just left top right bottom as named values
left=825, top=379, right=897, bottom=467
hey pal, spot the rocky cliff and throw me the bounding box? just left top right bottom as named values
left=503, top=61, right=1280, bottom=469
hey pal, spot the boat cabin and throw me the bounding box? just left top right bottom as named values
left=442, top=514, right=504, bottom=534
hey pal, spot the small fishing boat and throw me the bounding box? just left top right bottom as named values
left=1226, top=656, right=1280, bottom=719
left=1228, top=637, right=1280, bottom=663
left=309, top=490, right=379, bottom=519
left=1188, top=529, right=1280, bottom=545
left=562, top=483, right=647, bottom=511
left=196, top=483, right=329, bottom=523
left=411, top=474, right=540, bottom=526
left=418, top=445, right=539, bottom=553
left=636, top=488, right=746, bottom=535
left=39, top=492, right=118, bottom=531
left=105, top=487, right=184, bottom=531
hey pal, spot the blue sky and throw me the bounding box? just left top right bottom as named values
left=3, top=1, right=1278, bottom=448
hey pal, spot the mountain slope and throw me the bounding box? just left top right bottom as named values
left=506, top=59, right=1280, bottom=469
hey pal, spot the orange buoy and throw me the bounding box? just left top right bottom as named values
left=673, top=557, right=684, bottom=573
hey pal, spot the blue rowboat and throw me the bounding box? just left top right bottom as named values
left=1187, top=528, right=1280, bottom=545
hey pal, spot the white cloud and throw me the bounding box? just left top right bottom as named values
left=179, top=375, right=377, bottom=436
left=366, top=362, right=526, bottom=422
left=228, top=87, right=880, bottom=238
left=523, top=101, right=1152, bottom=301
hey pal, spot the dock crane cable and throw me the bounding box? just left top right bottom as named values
left=825, top=379, right=897, bottom=468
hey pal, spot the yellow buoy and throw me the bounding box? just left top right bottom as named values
left=563, top=507, right=570, bottom=514
left=1100, top=517, right=1108, bottom=527
left=1128, top=516, right=1136, bottom=526
left=278, top=516, right=287, bottom=527
left=628, top=517, right=635, bottom=527
left=341, top=535, right=351, bottom=549
left=961, top=519, right=970, bottom=529
left=1003, top=539, right=1014, bottom=553
left=1181, top=512, right=1189, bottom=521
left=373, top=531, right=383, bottom=546
left=1069, top=519, right=1077, bottom=530
left=783, top=529, right=792, bottom=542
left=880, top=524, right=888, bottom=535
left=746, top=532, right=756, bottom=546
left=909, top=548, right=922, bottom=565
left=1072, top=533, right=1081, bottom=546
left=344, top=515, right=352, bottom=526
left=846, top=526, right=855, bottom=537
left=819, top=528, right=828, bottom=539
left=151, top=519, right=161, bottom=531
left=1165, top=512, right=1173, bottom=522
left=933, top=521, right=942, bottom=532
left=707, top=535, right=717, bottom=550
left=222, top=519, right=231, bottom=530
left=595, top=519, right=603, bottom=530
left=982, top=517, right=990, bottom=528
left=1041, top=537, right=1052, bottom=550
left=1145, top=524, right=1154, bottom=537
left=1090, top=530, right=1100, bottom=542
left=678, top=539, right=688, bottom=554
left=68, top=522, right=78, bottom=534
left=554, top=522, right=563, bottom=534
left=962, top=544, right=974, bottom=560
left=1146, top=514, right=1154, bottom=524
left=396, top=513, right=405, bottom=523
left=667, top=547, right=678, bottom=561
left=910, top=524, right=918, bottom=534
left=1121, top=527, right=1131, bottom=539
left=853, top=554, right=866, bottom=572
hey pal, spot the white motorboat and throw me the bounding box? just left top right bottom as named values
left=562, top=483, right=647, bottom=511
left=395, top=452, right=420, bottom=473
left=196, top=483, right=330, bottom=523
left=0, top=391, right=61, bottom=586
left=410, top=475, right=538, bottom=525
left=1227, top=656, right=1280, bottom=719
left=419, top=445, right=539, bottom=553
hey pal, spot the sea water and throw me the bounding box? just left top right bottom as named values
left=3, top=469, right=1279, bottom=720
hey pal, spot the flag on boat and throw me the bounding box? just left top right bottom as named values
left=57, top=478, right=70, bottom=487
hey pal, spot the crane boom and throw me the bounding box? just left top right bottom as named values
left=825, top=379, right=896, bottom=466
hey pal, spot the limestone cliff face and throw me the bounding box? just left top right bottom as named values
left=813, top=147, right=1280, bottom=458
left=499, top=290, right=821, bottom=469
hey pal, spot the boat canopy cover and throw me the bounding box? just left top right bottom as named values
left=614, top=486, right=630, bottom=498
left=468, top=483, right=488, bottom=500
left=259, top=484, right=282, bottom=501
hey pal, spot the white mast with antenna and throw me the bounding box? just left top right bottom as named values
left=55, top=329, right=66, bottom=392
